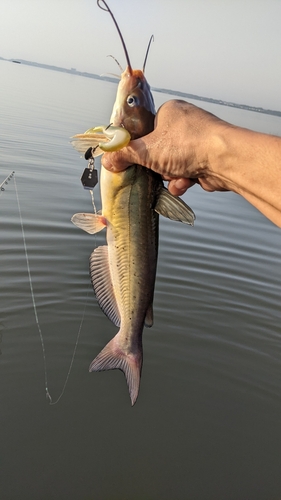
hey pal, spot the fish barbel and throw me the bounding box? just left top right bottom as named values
left=71, top=0, right=195, bottom=405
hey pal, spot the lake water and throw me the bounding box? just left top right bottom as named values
left=0, top=60, right=281, bottom=500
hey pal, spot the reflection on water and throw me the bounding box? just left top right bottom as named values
left=0, top=61, right=281, bottom=500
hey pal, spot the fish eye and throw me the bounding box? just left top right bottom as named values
left=127, top=95, right=139, bottom=107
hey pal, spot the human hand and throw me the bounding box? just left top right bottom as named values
left=102, top=99, right=230, bottom=195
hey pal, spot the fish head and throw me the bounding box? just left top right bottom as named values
left=110, top=67, right=156, bottom=139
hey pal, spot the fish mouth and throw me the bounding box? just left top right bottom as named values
left=110, top=110, right=130, bottom=134
left=111, top=115, right=125, bottom=130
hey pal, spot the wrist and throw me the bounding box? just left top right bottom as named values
left=206, top=121, right=253, bottom=192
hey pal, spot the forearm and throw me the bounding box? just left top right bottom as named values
left=209, top=125, right=281, bottom=227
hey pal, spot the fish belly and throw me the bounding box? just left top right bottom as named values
left=104, top=165, right=159, bottom=348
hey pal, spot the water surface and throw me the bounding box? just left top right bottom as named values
left=0, top=61, right=281, bottom=500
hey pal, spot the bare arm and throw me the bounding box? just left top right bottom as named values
left=102, top=100, right=281, bottom=227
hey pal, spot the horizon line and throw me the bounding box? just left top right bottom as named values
left=2, top=56, right=281, bottom=117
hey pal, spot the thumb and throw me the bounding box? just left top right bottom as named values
left=101, top=137, right=147, bottom=172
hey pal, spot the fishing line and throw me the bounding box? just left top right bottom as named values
left=13, top=173, right=90, bottom=405
left=89, top=189, right=97, bottom=214
left=49, top=285, right=90, bottom=405
left=13, top=174, right=51, bottom=401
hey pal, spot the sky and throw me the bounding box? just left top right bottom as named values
left=1, top=0, right=281, bottom=110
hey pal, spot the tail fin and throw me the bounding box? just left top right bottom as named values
left=89, top=333, right=142, bottom=406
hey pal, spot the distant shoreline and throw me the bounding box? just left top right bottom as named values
left=2, top=56, right=281, bottom=117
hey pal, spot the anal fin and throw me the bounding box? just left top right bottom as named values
left=90, top=246, right=121, bottom=327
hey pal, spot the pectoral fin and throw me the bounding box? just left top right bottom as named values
left=89, top=246, right=121, bottom=328
left=155, top=187, right=195, bottom=225
left=71, top=213, right=107, bottom=234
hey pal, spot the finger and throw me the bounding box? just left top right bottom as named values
left=102, top=138, right=147, bottom=172
left=167, top=178, right=196, bottom=196
left=102, top=150, right=132, bottom=172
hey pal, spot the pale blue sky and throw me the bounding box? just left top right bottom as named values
left=1, top=0, right=281, bottom=110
